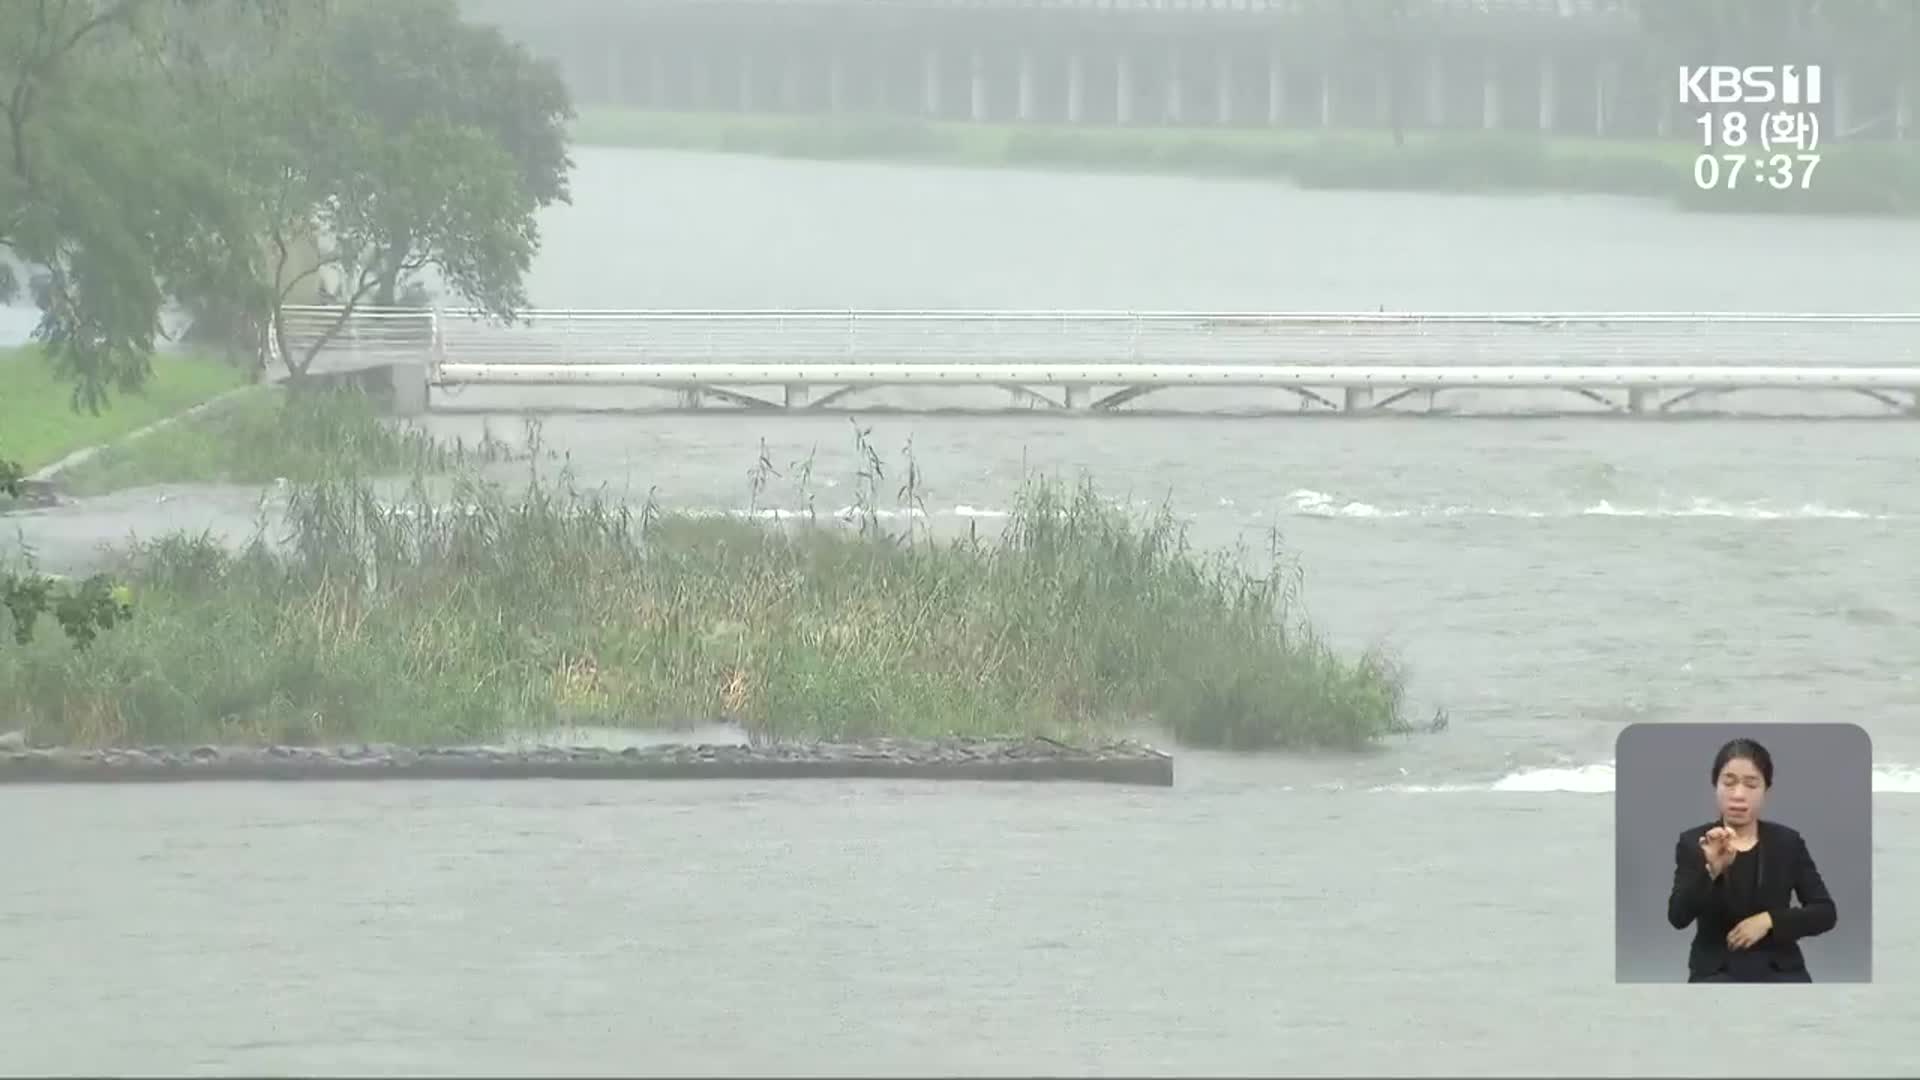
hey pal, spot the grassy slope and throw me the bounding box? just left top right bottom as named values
left=0, top=347, right=249, bottom=474
left=53, top=385, right=512, bottom=495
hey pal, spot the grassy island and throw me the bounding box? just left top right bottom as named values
left=1, top=392, right=1408, bottom=753
left=574, top=107, right=1920, bottom=216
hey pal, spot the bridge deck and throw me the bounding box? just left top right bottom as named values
left=278, top=306, right=1920, bottom=417
left=299, top=308, right=1920, bottom=367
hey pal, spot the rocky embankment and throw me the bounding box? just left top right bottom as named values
left=0, top=735, right=1175, bottom=787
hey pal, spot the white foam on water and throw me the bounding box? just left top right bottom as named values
left=1284, top=489, right=1900, bottom=522
left=1287, top=489, right=1401, bottom=519
left=1374, top=761, right=1920, bottom=794
left=393, top=493, right=1890, bottom=527
left=683, top=505, right=940, bottom=522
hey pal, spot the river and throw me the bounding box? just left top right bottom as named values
left=4, top=147, right=1920, bottom=1075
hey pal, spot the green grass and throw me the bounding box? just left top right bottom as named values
left=0, top=346, right=250, bottom=475
left=573, top=107, right=1920, bottom=215
left=0, top=428, right=1410, bottom=753
left=54, top=384, right=514, bottom=495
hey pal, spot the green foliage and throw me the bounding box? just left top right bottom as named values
left=0, top=346, right=248, bottom=474
left=0, top=567, right=133, bottom=648
left=576, top=108, right=1918, bottom=215
left=0, top=438, right=1409, bottom=751
left=0, top=0, right=277, bottom=412
left=57, top=383, right=513, bottom=493
left=323, top=0, right=572, bottom=210
left=1, top=456, right=134, bottom=648
left=245, top=0, right=574, bottom=376
left=2, top=0, right=574, bottom=393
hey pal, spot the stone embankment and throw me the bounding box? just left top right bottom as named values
left=0, top=736, right=1175, bottom=787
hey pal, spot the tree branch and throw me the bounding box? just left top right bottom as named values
left=294, top=265, right=381, bottom=375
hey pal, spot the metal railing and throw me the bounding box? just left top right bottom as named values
left=566, top=0, right=1630, bottom=14
left=275, top=306, right=1920, bottom=377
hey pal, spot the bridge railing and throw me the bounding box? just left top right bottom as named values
left=275, top=306, right=1920, bottom=375
left=603, top=0, right=1629, bottom=15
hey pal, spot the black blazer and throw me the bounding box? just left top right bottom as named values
left=1667, top=819, right=1837, bottom=981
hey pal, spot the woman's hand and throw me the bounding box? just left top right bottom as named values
left=1700, top=826, right=1737, bottom=878
left=1727, top=911, right=1773, bottom=950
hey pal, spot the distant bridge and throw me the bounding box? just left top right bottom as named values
left=276, top=306, right=1920, bottom=418
left=461, top=0, right=1913, bottom=141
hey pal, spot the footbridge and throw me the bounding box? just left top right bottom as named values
left=275, top=306, right=1920, bottom=418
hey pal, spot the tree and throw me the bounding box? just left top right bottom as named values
left=247, top=0, right=573, bottom=379
left=2, top=0, right=571, bottom=640
left=4, top=0, right=573, bottom=389
left=321, top=0, right=573, bottom=307
left=1, top=0, right=279, bottom=412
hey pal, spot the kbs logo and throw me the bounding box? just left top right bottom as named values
left=1678, top=65, right=1823, bottom=105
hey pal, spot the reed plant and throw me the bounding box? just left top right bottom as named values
left=2, top=423, right=1408, bottom=751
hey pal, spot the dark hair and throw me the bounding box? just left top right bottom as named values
left=1711, top=738, right=1774, bottom=788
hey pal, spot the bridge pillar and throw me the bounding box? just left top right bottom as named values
left=390, top=361, right=428, bottom=418
left=1538, top=58, right=1557, bottom=132
left=1165, top=49, right=1184, bottom=125
left=1064, top=384, right=1089, bottom=411
left=1317, top=67, right=1332, bottom=127
left=922, top=48, right=940, bottom=117
left=1342, top=386, right=1373, bottom=413
left=1017, top=50, right=1037, bottom=122
left=1267, top=55, right=1285, bottom=126
left=692, top=58, right=712, bottom=110
left=1596, top=62, right=1613, bottom=137
left=605, top=40, right=623, bottom=104
left=828, top=53, right=847, bottom=113
left=784, top=383, right=809, bottom=409
left=1116, top=52, right=1134, bottom=125
left=1426, top=56, right=1446, bottom=127
left=679, top=389, right=705, bottom=410
left=1626, top=387, right=1652, bottom=415
left=1896, top=80, right=1912, bottom=140
left=970, top=51, right=988, bottom=122
left=1216, top=50, right=1233, bottom=126
left=1481, top=60, right=1501, bottom=130
left=648, top=50, right=667, bottom=108
left=779, top=59, right=800, bottom=112
left=1067, top=52, right=1086, bottom=123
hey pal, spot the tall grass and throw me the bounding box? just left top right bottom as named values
left=0, top=427, right=1408, bottom=752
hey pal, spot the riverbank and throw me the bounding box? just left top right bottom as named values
left=0, top=736, right=1176, bottom=786
left=0, top=346, right=248, bottom=478
left=0, top=426, right=1410, bottom=753
left=35, top=384, right=514, bottom=497
left=572, top=107, right=1920, bottom=216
